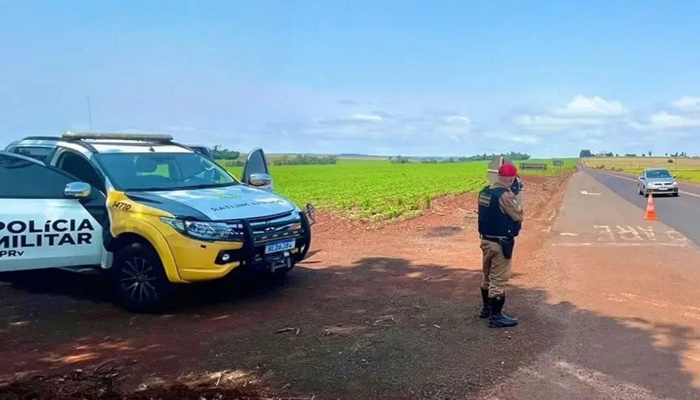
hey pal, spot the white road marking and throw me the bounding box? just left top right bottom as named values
left=594, top=225, right=615, bottom=241
left=553, top=242, right=687, bottom=247
left=559, top=232, right=578, bottom=236
left=590, top=225, right=690, bottom=244
left=580, top=190, right=601, bottom=195
left=553, top=360, right=676, bottom=400
left=595, top=170, right=700, bottom=199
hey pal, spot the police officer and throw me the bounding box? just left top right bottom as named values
left=477, top=162, right=524, bottom=328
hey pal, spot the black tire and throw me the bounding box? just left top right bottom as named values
left=673, top=192, right=679, bottom=197
left=110, top=241, right=177, bottom=313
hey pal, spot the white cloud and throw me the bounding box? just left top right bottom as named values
left=242, top=108, right=485, bottom=156
left=515, top=95, right=627, bottom=132
left=515, top=115, right=611, bottom=132
left=552, top=95, right=626, bottom=118
left=630, top=95, right=700, bottom=132
left=445, top=115, right=471, bottom=125
left=631, top=110, right=700, bottom=131
left=57, top=94, right=700, bottom=157
left=484, top=131, right=539, bottom=144
left=350, top=113, right=383, bottom=122
left=672, top=96, right=700, bottom=113
left=298, top=110, right=475, bottom=142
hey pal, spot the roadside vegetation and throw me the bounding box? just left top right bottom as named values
left=222, top=157, right=577, bottom=221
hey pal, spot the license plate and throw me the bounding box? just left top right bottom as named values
left=658, top=187, right=668, bottom=190
left=265, top=238, right=296, bottom=254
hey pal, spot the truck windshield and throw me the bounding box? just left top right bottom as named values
left=94, top=152, right=239, bottom=191
left=646, top=169, right=672, bottom=179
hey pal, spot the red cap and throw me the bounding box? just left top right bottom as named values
left=498, top=163, right=518, bottom=177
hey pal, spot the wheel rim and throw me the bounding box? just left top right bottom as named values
left=119, top=257, right=158, bottom=303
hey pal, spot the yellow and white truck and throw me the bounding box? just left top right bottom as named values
left=1, top=132, right=314, bottom=312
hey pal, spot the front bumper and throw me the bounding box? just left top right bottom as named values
left=174, top=209, right=314, bottom=282
left=645, top=186, right=678, bottom=195
left=217, top=210, right=313, bottom=273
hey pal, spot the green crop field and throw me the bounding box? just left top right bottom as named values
left=583, top=157, right=700, bottom=183
left=222, top=158, right=577, bottom=221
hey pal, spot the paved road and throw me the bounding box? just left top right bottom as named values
left=479, top=170, right=700, bottom=400
left=585, top=168, right=700, bottom=246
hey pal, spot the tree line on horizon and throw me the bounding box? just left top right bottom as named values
left=579, top=149, right=695, bottom=158
left=390, top=151, right=532, bottom=164
left=212, top=145, right=338, bottom=166
left=212, top=144, right=534, bottom=166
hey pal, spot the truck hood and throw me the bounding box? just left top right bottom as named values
left=126, top=185, right=297, bottom=220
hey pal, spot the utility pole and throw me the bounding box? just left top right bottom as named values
left=86, top=95, right=93, bottom=130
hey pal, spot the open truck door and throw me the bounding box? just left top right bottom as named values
left=241, top=147, right=273, bottom=192
left=0, top=151, right=105, bottom=272
left=239, top=148, right=316, bottom=225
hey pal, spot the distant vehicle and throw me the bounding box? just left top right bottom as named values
left=638, top=168, right=679, bottom=197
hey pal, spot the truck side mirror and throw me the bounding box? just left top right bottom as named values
left=64, top=181, right=91, bottom=199
left=248, top=173, right=273, bottom=191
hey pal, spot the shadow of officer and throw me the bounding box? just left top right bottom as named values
left=477, top=163, right=524, bottom=328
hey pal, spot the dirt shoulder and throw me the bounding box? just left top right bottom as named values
left=0, top=172, right=572, bottom=400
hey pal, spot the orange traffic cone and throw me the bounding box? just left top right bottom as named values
left=644, top=193, right=658, bottom=220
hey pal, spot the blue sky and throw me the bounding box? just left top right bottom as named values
left=2, top=0, right=700, bottom=157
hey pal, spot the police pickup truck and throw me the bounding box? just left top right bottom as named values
left=1, top=132, right=315, bottom=312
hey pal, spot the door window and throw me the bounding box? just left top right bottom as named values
left=0, top=153, right=77, bottom=199
left=10, top=146, right=54, bottom=163
left=241, top=148, right=269, bottom=183
left=56, top=151, right=105, bottom=192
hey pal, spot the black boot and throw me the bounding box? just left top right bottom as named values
left=479, top=288, right=491, bottom=318
left=488, top=295, right=518, bottom=328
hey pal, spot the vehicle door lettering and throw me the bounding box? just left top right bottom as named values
left=0, top=218, right=95, bottom=252
left=111, top=201, right=132, bottom=211
left=0, top=250, right=25, bottom=258
left=210, top=198, right=284, bottom=212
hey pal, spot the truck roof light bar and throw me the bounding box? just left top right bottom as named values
left=62, top=131, right=174, bottom=142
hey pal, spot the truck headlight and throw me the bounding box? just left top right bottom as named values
left=160, top=217, right=244, bottom=241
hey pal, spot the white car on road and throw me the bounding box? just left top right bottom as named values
left=637, top=167, right=679, bottom=197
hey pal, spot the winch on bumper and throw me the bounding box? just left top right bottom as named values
left=214, top=205, right=315, bottom=276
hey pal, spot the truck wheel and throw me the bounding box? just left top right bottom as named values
left=111, top=241, right=176, bottom=313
